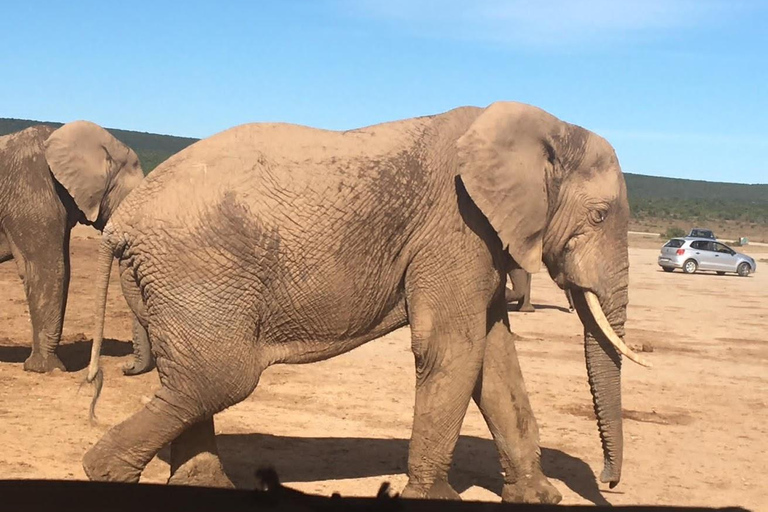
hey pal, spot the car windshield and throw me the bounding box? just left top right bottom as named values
left=664, top=239, right=685, bottom=248
left=690, top=229, right=714, bottom=238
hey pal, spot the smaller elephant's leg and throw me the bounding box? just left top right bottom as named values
left=168, top=417, right=233, bottom=488
left=506, top=269, right=534, bottom=313
left=517, top=271, right=534, bottom=313
left=6, top=229, right=69, bottom=372
left=0, top=231, right=13, bottom=263
left=565, top=289, right=575, bottom=312
left=123, top=317, right=153, bottom=375
left=472, top=299, right=561, bottom=504
left=119, top=264, right=154, bottom=376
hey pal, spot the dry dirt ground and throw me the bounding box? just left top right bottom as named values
left=1, top=227, right=766, bottom=509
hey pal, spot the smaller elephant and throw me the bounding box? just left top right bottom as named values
left=505, top=269, right=575, bottom=313
left=0, top=122, right=152, bottom=374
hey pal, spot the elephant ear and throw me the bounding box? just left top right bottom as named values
left=457, top=101, right=556, bottom=274
left=44, top=121, right=144, bottom=227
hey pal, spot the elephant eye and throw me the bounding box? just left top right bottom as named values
left=590, top=209, right=607, bottom=224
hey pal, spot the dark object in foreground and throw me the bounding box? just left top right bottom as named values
left=0, top=469, right=751, bottom=512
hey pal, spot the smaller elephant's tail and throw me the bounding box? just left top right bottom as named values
left=85, top=235, right=116, bottom=423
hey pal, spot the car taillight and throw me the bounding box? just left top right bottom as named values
left=676, top=249, right=685, bottom=255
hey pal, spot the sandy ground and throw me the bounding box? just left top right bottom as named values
left=1, top=227, right=766, bottom=509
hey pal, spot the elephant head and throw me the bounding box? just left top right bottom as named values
left=457, top=101, right=650, bottom=488
left=44, top=121, right=144, bottom=230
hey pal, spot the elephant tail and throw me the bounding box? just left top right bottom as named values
left=85, top=235, right=116, bottom=422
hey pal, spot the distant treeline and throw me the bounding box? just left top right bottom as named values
left=624, top=174, right=768, bottom=224
left=0, top=118, right=197, bottom=174
left=3, top=117, right=766, bottom=224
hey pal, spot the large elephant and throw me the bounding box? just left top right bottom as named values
left=505, top=269, right=575, bottom=313
left=82, top=102, right=649, bottom=503
left=0, top=122, right=152, bottom=374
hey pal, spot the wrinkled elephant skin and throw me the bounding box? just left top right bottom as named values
left=83, top=101, right=646, bottom=503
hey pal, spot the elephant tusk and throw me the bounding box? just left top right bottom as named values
left=584, top=291, right=652, bottom=368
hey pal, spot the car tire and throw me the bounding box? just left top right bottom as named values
left=717, top=271, right=726, bottom=275
left=683, top=259, right=698, bottom=274
left=737, top=263, right=751, bottom=277
left=662, top=267, right=674, bottom=273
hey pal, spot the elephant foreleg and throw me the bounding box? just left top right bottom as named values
left=6, top=229, right=68, bottom=372
left=472, top=300, right=561, bottom=504
left=401, top=270, right=488, bottom=500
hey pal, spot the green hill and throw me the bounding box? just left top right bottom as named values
left=0, top=118, right=197, bottom=174
left=2, top=117, right=766, bottom=225
left=625, top=174, right=768, bottom=225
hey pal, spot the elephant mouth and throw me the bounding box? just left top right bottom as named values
left=572, top=289, right=651, bottom=368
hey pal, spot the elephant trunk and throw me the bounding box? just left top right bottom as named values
left=571, top=289, right=641, bottom=488
left=584, top=328, right=623, bottom=487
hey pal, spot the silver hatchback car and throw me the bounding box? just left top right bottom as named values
left=658, top=237, right=757, bottom=276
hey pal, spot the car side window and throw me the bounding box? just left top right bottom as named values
left=714, top=243, right=731, bottom=254
left=691, top=241, right=709, bottom=250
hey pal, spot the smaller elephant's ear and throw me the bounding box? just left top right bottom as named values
left=457, top=102, right=553, bottom=273
left=45, top=121, right=144, bottom=226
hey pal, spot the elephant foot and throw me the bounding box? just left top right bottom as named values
left=518, top=303, right=535, bottom=313
left=401, top=479, right=461, bottom=500
left=168, top=453, right=234, bottom=488
left=502, top=474, right=562, bottom=504
left=83, top=438, right=143, bottom=483
left=122, top=355, right=155, bottom=376
left=23, top=352, right=66, bottom=373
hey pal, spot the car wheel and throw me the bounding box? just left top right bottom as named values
left=737, top=263, right=751, bottom=277
left=683, top=259, right=698, bottom=274
left=662, top=267, right=674, bottom=273
left=717, top=271, right=726, bottom=275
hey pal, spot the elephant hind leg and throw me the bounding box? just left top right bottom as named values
left=118, top=265, right=154, bottom=376
left=4, top=226, right=69, bottom=372
left=168, top=417, right=233, bottom=488
left=83, top=321, right=263, bottom=486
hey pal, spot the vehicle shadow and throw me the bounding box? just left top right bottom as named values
left=159, top=433, right=609, bottom=505
left=657, top=269, right=749, bottom=278
left=0, top=338, right=133, bottom=371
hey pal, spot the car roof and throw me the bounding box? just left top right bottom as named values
left=683, top=237, right=723, bottom=242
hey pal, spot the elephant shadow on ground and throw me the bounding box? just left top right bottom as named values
left=0, top=338, right=133, bottom=371
left=506, top=303, right=573, bottom=314
left=160, top=433, right=608, bottom=505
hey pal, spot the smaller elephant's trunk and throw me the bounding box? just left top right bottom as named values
left=84, top=236, right=116, bottom=421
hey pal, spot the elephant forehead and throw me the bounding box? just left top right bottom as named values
left=0, top=125, right=54, bottom=158
left=586, top=168, right=625, bottom=202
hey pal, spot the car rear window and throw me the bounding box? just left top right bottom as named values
left=664, top=239, right=685, bottom=248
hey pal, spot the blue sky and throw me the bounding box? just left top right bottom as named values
left=1, top=1, right=766, bottom=184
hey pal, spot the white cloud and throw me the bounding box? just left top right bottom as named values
left=337, top=0, right=755, bottom=47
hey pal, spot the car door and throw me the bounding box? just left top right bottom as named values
left=690, top=240, right=716, bottom=270
left=712, top=242, right=739, bottom=272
